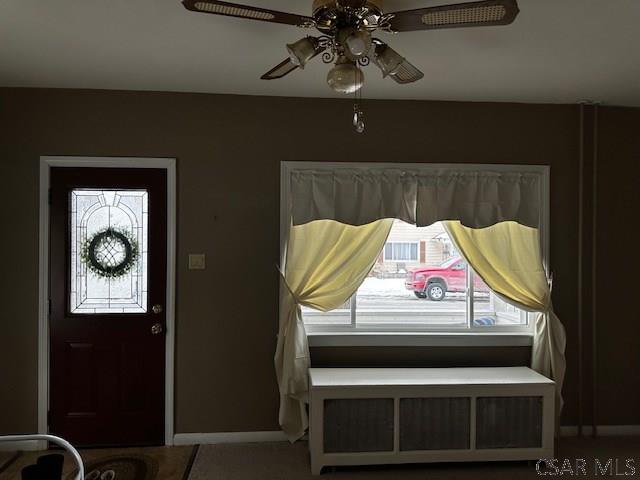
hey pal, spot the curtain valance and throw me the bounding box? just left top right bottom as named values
left=291, top=169, right=541, bottom=229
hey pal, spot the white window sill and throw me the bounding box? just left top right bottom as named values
left=307, top=331, right=533, bottom=348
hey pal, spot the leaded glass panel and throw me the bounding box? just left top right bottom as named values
left=70, top=189, right=148, bottom=314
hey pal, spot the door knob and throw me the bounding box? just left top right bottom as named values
left=152, top=304, right=163, bottom=314
left=151, top=323, right=164, bottom=335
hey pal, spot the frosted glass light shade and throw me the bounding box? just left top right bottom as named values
left=345, top=30, right=371, bottom=57
left=286, top=37, right=319, bottom=68
left=326, top=58, right=364, bottom=94
left=373, top=44, right=404, bottom=77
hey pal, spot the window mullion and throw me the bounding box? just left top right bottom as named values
left=467, top=265, right=474, bottom=329
left=350, top=294, right=357, bottom=328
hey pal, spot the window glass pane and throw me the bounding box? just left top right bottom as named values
left=70, top=189, right=148, bottom=314
left=357, top=220, right=467, bottom=327
left=472, top=272, right=530, bottom=327
left=299, top=219, right=531, bottom=330
left=384, top=242, right=419, bottom=261
left=301, top=299, right=351, bottom=326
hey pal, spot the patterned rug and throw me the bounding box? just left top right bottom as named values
left=0, top=446, right=196, bottom=480
left=66, top=455, right=158, bottom=480
left=0, top=452, right=22, bottom=477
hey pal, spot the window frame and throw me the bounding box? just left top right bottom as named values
left=280, top=162, right=550, bottom=345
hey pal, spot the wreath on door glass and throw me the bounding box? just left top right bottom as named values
left=81, top=227, right=140, bottom=279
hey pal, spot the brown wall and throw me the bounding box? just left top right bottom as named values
left=594, top=107, right=640, bottom=425
left=0, top=88, right=637, bottom=436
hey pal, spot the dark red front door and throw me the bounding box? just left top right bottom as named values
left=49, top=167, right=167, bottom=447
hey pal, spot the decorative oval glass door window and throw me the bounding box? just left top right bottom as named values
left=70, top=189, right=148, bottom=314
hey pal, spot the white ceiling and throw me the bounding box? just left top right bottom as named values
left=1, top=0, right=639, bottom=106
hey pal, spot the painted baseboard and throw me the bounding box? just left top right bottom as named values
left=561, top=425, right=640, bottom=436
left=174, top=431, right=288, bottom=446
left=4, top=426, right=636, bottom=451
left=0, top=440, right=46, bottom=451
left=174, top=425, right=640, bottom=446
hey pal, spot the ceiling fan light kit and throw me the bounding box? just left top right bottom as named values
left=327, top=57, right=365, bottom=94
left=344, top=31, right=370, bottom=57
left=286, top=37, right=321, bottom=68
left=372, top=44, right=403, bottom=78
left=183, top=0, right=520, bottom=131
left=373, top=43, right=425, bottom=84
left=336, top=27, right=372, bottom=60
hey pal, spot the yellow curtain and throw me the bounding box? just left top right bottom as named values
left=274, top=218, right=394, bottom=441
left=444, top=221, right=566, bottom=419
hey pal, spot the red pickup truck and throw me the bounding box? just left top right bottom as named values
left=405, top=256, right=489, bottom=301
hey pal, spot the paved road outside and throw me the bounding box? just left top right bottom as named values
left=302, top=277, right=495, bottom=325
left=353, top=277, right=488, bottom=311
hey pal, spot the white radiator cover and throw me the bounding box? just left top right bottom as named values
left=308, top=367, right=555, bottom=475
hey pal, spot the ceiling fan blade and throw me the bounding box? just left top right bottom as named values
left=387, top=60, right=424, bottom=84
left=372, top=42, right=424, bottom=84
left=261, top=59, right=299, bottom=80
left=387, top=0, right=519, bottom=32
left=182, top=0, right=315, bottom=28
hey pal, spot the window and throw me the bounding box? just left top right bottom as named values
left=301, top=220, right=531, bottom=330
left=384, top=242, right=418, bottom=262
left=282, top=162, right=548, bottom=336
left=70, top=189, right=148, bottom=314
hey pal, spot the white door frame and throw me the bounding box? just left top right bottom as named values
left=38, top=156, right=177, bottom=447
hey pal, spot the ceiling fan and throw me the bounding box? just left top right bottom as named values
left=182, top=0, right=520, bottom=131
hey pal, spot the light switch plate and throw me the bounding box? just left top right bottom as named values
left=188, top=254, right=206, bottom=270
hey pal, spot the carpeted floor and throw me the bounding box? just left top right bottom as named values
left=2, top=437, right=637, bottom=479
left=188, top=437, right=640, bottom=479
left=0, top=445, right=197, bottom=480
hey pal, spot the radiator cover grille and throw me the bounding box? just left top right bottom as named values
left=476, top=396, right=543, bottom=449
left=400, top=397, right=470, bottom=451
left=323, top=398, right=394, bottom=453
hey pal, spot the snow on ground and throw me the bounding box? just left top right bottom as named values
left=358, top=277, right=412, bottom=298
